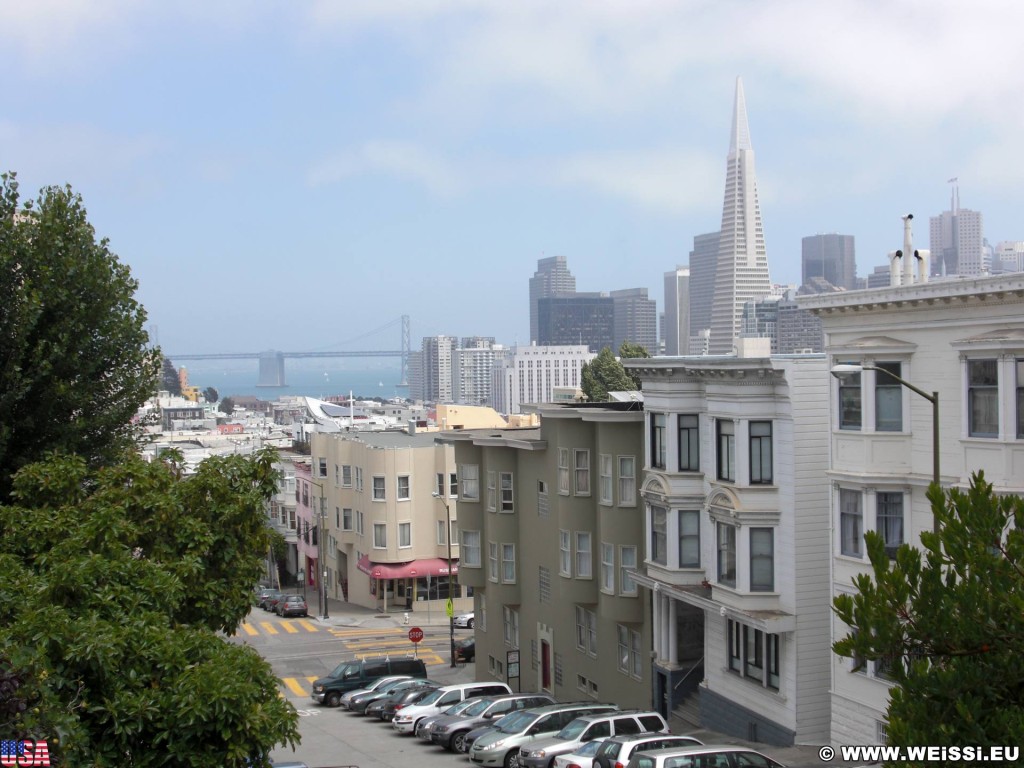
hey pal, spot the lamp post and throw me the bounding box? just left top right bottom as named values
left=831, top=364, right=940, bottom=530
left=433, top=491, right=457, bottom=668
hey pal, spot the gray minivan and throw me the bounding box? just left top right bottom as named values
left=520, top=710, right=670, bottom=768
left=311, top=656, right=426, bottom=707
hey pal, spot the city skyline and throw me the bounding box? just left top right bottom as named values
left=3, top=3, right=1024, bottom=354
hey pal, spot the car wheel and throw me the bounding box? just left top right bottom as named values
left=451, top=731, right=469, bottom=753
left=504, top=748, right=521, bottom=768
left=325, top=691, right=341, bottom=708
left=467, top=618, right=475, bottom=629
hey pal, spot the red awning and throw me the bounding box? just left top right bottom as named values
left=356, top=555, right=458, bottom=580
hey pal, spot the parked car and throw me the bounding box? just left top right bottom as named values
left=416, top=698, right=483, bottom=741
left=520, top=710, right=670, bottom=768
left=553, top=739, right=607, bottom=768
left=337, top=675, right=413, bottom=711
left=624, top=744, right=785, bottom=768
left=469, top=702, right=620, bottom=768
left=392, top=682, right=513, bottom=734
left=312, top=657, right=427, bottom=708
left=351, top=677, right=435, bottom=715
left=430, top=693, right=556, bottom=753
left=592, top=734, right=704, bottom=768
left=454, top=636, right=475, bottom=662
left=454, top=611, right=475, bottom=628
left=375, top=683, right=441, bottom=722
left=258, top=588, right=283, bottom=610
left=275, top=594, right=308, bottom=617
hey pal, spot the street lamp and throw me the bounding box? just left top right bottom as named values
left=433, top=491, right=457, bottom=668
left=831, top=364, right=940, bottom=530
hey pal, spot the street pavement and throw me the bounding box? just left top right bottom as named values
left=270, top=593, right=866, bottom=768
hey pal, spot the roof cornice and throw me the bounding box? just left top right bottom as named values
left=797, top=274, right=1024, bottom=315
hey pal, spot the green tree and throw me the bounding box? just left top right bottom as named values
left=0, top=448, right=299, bottom=767
left=0, top=172, right=160, bottom=500
left=221, top=396, right=236, bottom=415
left=618, top=341, right=651, bottom=390
left=202, top=386, right=219, bottom=404
left=833, top=474, right=1024, bottom=755
left=580, top=347, right=635, bottom=402
left=161, top=356, right=182, bottom=395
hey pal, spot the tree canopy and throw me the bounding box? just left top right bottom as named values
left=617, top=341, right=651, bottom=390
left=161, top=357, right=183, bottom=395
left=0, top=172, right=160, bottom=500
left=580, top=344, right=648, bottom=402
left=833, top=474, right=1024, bottom=752
left=0, top=448, right=299, bottom=766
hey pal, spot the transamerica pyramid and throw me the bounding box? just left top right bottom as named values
left=707, top=77, right=772, bottom=354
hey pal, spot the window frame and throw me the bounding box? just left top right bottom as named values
left=716, top=419, right=736, bottom=482
left=749, top=527, right=774, bottom=592
left=600, top=542, right=615, bottom=593
left=396, top=475, right=410, bottom=501
left=838, top=367, right=863, bottom=430
left=651, top=412, right=667, bottom=469
left=678, top=509, right=700, bottom=569
left=599, top=454, right=613, bottom=505
left=398, top=521, right=411, bottom=548
left=461, top=464, right=480, bottom=500
left=651, top=506, right=667, bottom=566
left=749, top=420, right=773, bottom=485
left=874, top=362, right=904, bottom=432
left=575, top=531, right=592, bottom=579
left=372, top=475, right=386, bottom=501
left=876, top=491, right=904, bottom=558
left=574, top=450, right=590, bottom=495
left=840, top=488, right=863, bottom=558
left=342, top=465, right=352, bottom=487
left=486, top=470, right=497, bottom=512
left=488, top=541, right=499, bottom=582
left=342, top=507, right=353, bottom=532
left=462, top=530, right=481, bottom=567
left=678, top=414, right=700, bottom=472
left=558, top=448, right=571, bottom=495
left=559, top=530, right=571, bottom=576
left=717, top=522, right=737, bottom=587
left=500, top=471, right=514, bottom=512
left=617, top=456, right=636, bottom=506
left=501, top=543, right=516, bottom=583
left=619, top=545, right=638, bottom=596
left=968, top=359, right=999, bottom=438
left=372, top=522, right=387, bottom=549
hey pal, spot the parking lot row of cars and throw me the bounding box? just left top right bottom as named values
left=324, top=671, right=785, bottom=768
left=256, top=587, right=309, bottom=617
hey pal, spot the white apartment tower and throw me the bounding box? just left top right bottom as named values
left=491, top=344, right=595, bottom=415
left=664, top=266, right=691, bottom=356
left=453, top=341, right=501, bottom=407
left=929, top=182, right=986, bottom=277
left=708, top=78, right=772, bottom=355
left=420, top=335, right=456, bottom=404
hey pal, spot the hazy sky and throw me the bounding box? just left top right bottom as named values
left=4, top=1, right=1023, bottom=356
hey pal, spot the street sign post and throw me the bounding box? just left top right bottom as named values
left=408, top=626, right=423, bottom=657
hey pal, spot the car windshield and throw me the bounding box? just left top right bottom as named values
left=556, top=718, right=589, bottom=739
left=497, top=711, right=536, bottom=733
left=328, top=662, right=359, bottom=679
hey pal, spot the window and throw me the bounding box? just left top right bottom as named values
left=651, top=506, right=667, bottom=565
left=461, top=530, right=481, bottom=566
left=678, top=510, right=700, bottom=568
left=575, top=532, right=592, bottom=578
left=968, top=359, right=999, bottom=437
left=373, top=523, right=386, bottom=548
left=449, top=472, right=458, bottom=497
left=618, top=456, right=636, bottom=505
left=630, top=629, right=642, bottom=678
left=717, top=419, right=735, bottom=482
left=354, top=466, right=363, bottom=492
left=575, top=606, right=597, bottom=655
left=1017, top=360, right=1024, bottom=438
left=486, top=471, right=497, bottom=512
left=599, top=455, right=613, bottom=505
left=558, top=449, right=570, bottom=494
left=317, top=457, right=327, bottom=477
left=436, top=520, right=446, bottom=545
left=503, top=606, right=519, bottom=647
left=342, top=508, right=352, bottom=531
left=651, top=413, right=666, bottom=469
left=717, top=522, right=736, bottom=587
left=461, top=464, right=480, bottom=500
left=875, top=362, right=904, bottom=432
left=334, top=464, right=340, bottom=485
left=620, top=546, right=637, bottom=595
left=559, top=530, right=571, bottom=575
left=574, top=450, right=590, bottom=495
left=838, top=367, right=862, bottom=429
left=749, top=421, right=773, bottom=484
left=500, top=472, right=514, bottom=512
left=502, top=543, right=516, bottom=583
left=840, top=489, right=863, bottom=557
left=877, top=492, right=904, bottom=558
left=750, top=528, right=774, bottom=591
left=678, top=414, right=700, bottom=471
left=617, top=625, right=630, bottom=673
left=617, top=625, right=642, bottom=679
left=435, top=472, right=445, bottom=497
left=600, top=543, right=615, bottom=592
left=488, top=542, right=499, bottom=582
left=728, top=620, right=780, bottom=690
left=398, top=521, right=411, bottom=548
left=397, top=475, right=410, bottom=501
left=372, top=476, right=385, bottom=501
left=355, top=510, right=364, bottom=535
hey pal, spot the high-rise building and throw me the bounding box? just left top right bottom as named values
left=708, top=78, right=772, bottom=354
left=610, top=287, right=658, bottom=353
left=994, top=241, right=1024, bottom=273
left=490, top=344, right=596, bottom=415
left=529, top=256, right=577, bottom=343
left=419, top=335, right=456, bottom=403
left=688, top=231, right=720, bottom=342
left=663, top=267, right=691, bottom=356
left=801, top=234, right=856, bottom=290
left=537, top=295, right=615, bottom=353
left=777, top=300, right=823, bottom=354
left=453, top=341, right=501, bottom=406
left=739, top=296, right=780, bottom=353
left=929, top=183, right=985, bottom=276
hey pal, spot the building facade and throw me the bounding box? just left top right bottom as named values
left=420, top=335, right=456, bottom=404
left=929, top=186, right=985, bottom=276
left=491, top=344, right=596, bottom=415
left=798, top=272, right=1024, bottom=747
left=624, top=354, right=832, bottom=746
left=454, top=341, right=502, bottom=406
left=530, top=256, right=578, bottom=344
left=801, top=234, right=857, bottom=291
left=664, top=267, right=692, bottom=357
left=537, top=295, right=615, bottom=353
left=708, top=78, right=773, bottom=354
left=441, top=401, right=652, bottom=708
left=611, top=287, right=659, bottom=353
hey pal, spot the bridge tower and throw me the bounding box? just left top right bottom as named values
left=257, top=350, right=286, bottom=387
left=399, top=314, right=410, bottom=387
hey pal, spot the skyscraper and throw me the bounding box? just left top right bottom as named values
left=610, top=287, right=658, bottom=353
left=529, top=256, right=577, bottom=343
left=708, top=78, right=772, bottom=354
left=663, top=266, right=691, bottom=356
left=420, top=335, right=455, bottom=403
left=687, top=230, right=720, bottom=348
left=537, top=295, right=614, bottom=353
left=801, top=234, right=856, bottom=290
left=929, top=183, right=985, bottom=276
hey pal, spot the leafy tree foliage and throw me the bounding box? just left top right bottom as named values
left=833, top=474, right=1024, bottom=754
left=202, top=386, right=219, bottom=404
left=221, top=396, right=236, bottom=415
left=161, top=356, right=182, bottom=395
left=0, top=449, right=299, bottom=767
left=0, top=173, right=160, bottom=500
left=618, top=341, right=651, bottom=390
left=580, top=347, right=635, bottom=402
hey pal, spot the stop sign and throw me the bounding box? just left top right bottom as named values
left=408, top=627, right=424, bottom=644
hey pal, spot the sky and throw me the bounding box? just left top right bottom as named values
left=4, top=1, right=1024, bottom=357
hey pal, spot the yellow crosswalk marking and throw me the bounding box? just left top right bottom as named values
left=238, top=622, right=259, bottom=636
left=280, top=622, right=299, bottom=634
left=282, top=677, right=308, bottom=696
left=259, top=622, right=279, bottom=635
left=296, top=620, right=319, bottom=632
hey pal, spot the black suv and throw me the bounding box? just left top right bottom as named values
left=312, top=657, right=427, bottom=707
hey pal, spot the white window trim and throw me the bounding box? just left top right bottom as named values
left=398, top=521, right=412, bottom=549
left=396, top=474, right=411, bottom=501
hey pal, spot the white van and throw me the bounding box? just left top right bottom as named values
left=392, top=681, right=512, bottom=734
